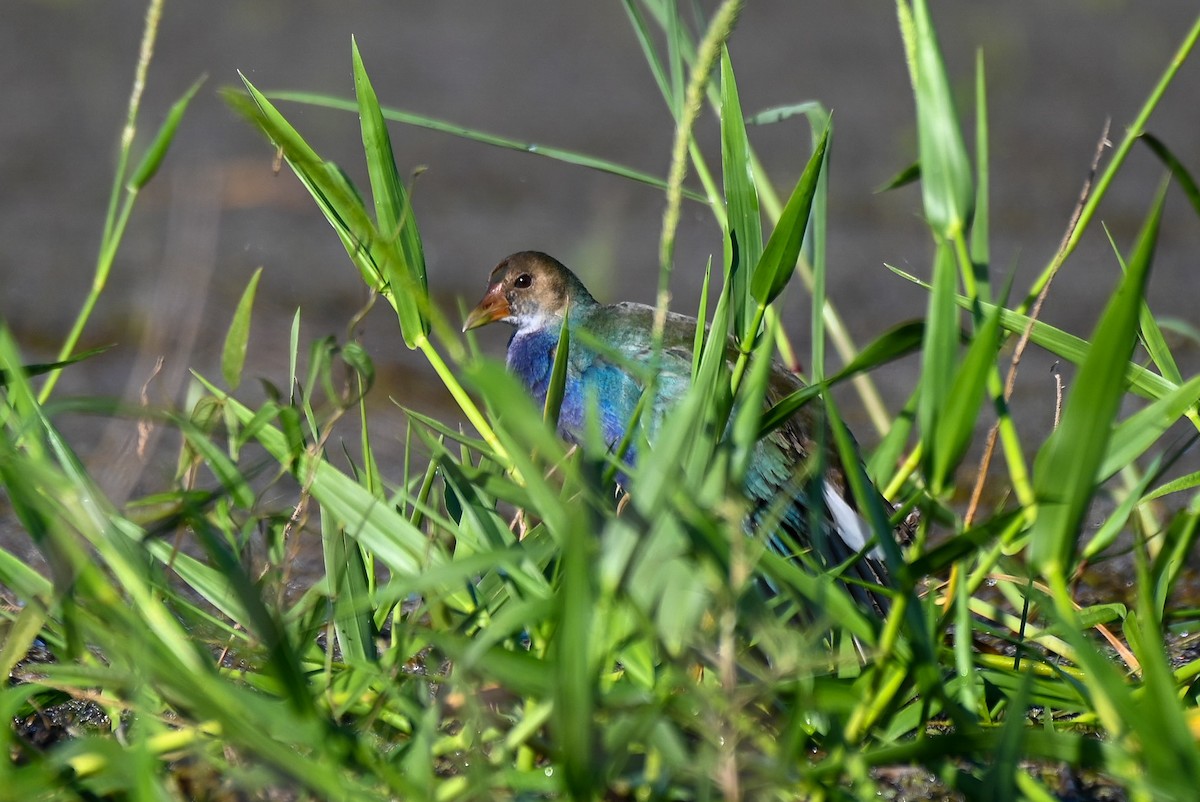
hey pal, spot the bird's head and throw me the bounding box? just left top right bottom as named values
left=462, top=251, right=595, bottom=333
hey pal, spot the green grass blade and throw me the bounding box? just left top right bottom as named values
left=269, top=90, right=706, bottom=203
left=1140, top=133, right=1200, bottom=225
left=555, top=490, right=598, bottom=798
left=127, top=75, right=205, bottom=190
left=322, top=515, right=377, bottom=668
left=918, top=241, right=958, bottom=482
left=970, top=50, right=991, bottom=302
left=1098, top=375, right=1200, bottom=482
left=906, top=0, right=974, bottom=238
left=1030, top=181, right=1167, bottom=577
left=543, top=314, right=570, bottom=426
left=221, top=266, right=261, bottom=390
left=352, top=39, right=427, bottom=297
left=759, top=320, right=924, bottom=436
left=749, top=119, right=829, bottom=310
left=930, top=297, right=1001, bottom=493
left=1103, top=222, right=1184, bottom=387
left=719, top=47, right=762, bottom=334
left=226, top=77, right=430, bottom=349
left=891, top=265, right=1186, bottom=403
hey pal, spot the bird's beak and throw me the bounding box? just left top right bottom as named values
left=462, top=284, right=510, bottom=332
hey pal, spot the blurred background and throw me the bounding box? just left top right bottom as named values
left=2, top=1, right=1199, bottom=512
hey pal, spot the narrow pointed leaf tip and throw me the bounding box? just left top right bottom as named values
left=751, top=120, right=830, bottom=307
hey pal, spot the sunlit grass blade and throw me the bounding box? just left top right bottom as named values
left=226, top=76, right=429, bottom=348
left=1151, top=507, right=1200, bottom=617
left=903, top=0, right=974, bottom=238
left=195, top=374, right=452, bottom=578
left=1030, top=181, right=1167, bottom=578
left=749, top=119, right=829, bottom=314
left=1103, top=222, right=1184, bottom=389
left=918, top=241, right=958, bottom=485
left=970, top=50, right=991, bottom=302
left=353, top=39, right=427, bottom=294
left=1097, top=374, right=1200, bottom=482
left=543, top=314, right=570, bottom=425
left=719, top=47, right=762, bottom=334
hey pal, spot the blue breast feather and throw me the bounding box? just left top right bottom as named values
left=506, top=325, right=644, bottom=463
left=505, top=311, right=788, bottom=497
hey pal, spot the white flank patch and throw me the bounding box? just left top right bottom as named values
left=823, top=481, right=885, bottom=560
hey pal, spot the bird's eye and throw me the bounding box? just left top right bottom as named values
left=513, top=273, right=532, bottom=289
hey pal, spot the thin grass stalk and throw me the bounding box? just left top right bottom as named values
left=40, top=0, right=165, bottom=402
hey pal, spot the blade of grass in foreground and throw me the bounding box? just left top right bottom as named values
left=353, top=38, right=428, bottom=298
left=901, top=0, right=974, bottom=241
left=719, top=47, right=763, bottom=336
left=1030, top=180, right=1166, bottom=580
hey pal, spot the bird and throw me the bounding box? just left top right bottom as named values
left=463, top=250, right=902, bottom=617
